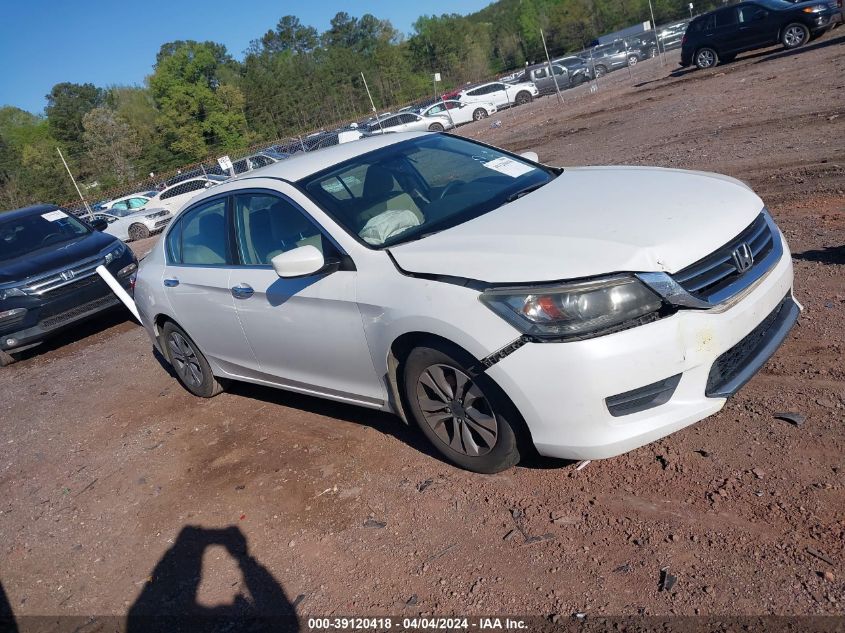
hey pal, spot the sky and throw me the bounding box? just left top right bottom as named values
left=0, top=0, right=491, bottom=115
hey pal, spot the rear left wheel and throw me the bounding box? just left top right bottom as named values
left=472, top=108, right=488, bottom=121
left=402, top=343, right=524, bottom=473
left=161, top=322, right=224, bottom=398
left=694, top=47, right=718, bottom=69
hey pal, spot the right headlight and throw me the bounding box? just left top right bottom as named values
left=480, top=274, right=664, bottom=340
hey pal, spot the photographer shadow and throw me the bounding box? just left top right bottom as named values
left=127, top=525, right=299, bottom=633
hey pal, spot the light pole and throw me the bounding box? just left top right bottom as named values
left=689, top=3, right=694, bottom=18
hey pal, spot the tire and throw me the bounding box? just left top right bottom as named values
left=128, top=223, right=150, bottom=241
left=627, top=54, right=639, bottom=66
left=781, top=22, right=810, bottom=49
left=472, top=108, right=488, bottom=121
left=402, top=343, right=524, bottom=473
left=428, top=122, right=445, bottom=132
left=594, top=64, right=607, bottom=77
left=514, top=91, right=532, bottom=106
left=0, top=349, right=17, bottom=367
left=161, top=321, right=224, bottom=398
left=694, top=47, right=719, bottom=69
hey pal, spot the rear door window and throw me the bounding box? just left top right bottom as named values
left=715, top=8, right=739, bottom=27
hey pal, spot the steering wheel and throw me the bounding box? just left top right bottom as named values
left=439, top=180, right=466, bottom=200
left=39, top=233, right=60, bottom=247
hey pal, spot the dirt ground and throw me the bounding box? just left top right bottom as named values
left=1, top=33, right=844, bottom=627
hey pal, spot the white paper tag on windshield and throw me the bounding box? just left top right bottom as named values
left=482, top=157, right=535, bottom=178
left=41, top=210, right=68, bottom=222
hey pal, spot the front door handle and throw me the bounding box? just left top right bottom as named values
left=163, top=278, right=179, bottom=287
left=231, top=283, right=254, bottom=299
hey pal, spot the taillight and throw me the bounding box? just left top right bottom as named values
left=682, top=34, right=687, bottom=46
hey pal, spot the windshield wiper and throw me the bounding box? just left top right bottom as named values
left=503, top=181, right=550, bottom=203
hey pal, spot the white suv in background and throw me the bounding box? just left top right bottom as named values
left=145, top=175, right=227, bottom=214
left=135, top=133, right=798, bottom=473
left=92, top=207, right=173, bottom=242
left=459, top=80, right=539, bottom=108
left=419, top=100, right=497, bottom=126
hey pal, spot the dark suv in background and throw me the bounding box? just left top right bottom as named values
left=0, top=204, right=137, bottom=365
left=681, top=0, right=840, bottom=69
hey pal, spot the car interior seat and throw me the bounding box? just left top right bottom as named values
left=357, top=164, right=423, bottom=230
left=182, top=211, right=227, bottom=264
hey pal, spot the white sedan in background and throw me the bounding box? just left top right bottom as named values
left=92, top=207, right=173, bottom=241
left=135, top=132, right=798, bottom=474
left=366, top=111, right=454, bottom=135
left=458, top=80, right=538, bottom=109
left=145, top=175, right=227, bottom=215
left=419, top=100, right=497, bottom=126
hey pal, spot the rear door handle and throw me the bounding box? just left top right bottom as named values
left=231, top=283, right=254, bottom=299
left=163, top=278, right=179, bottom=287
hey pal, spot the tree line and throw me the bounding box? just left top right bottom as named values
left=0, top=0, right=720, bottom=210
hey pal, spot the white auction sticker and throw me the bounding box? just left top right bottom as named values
left=41, top=210, right=68, bottom=222
left=482, top=157, right=535, bottom=178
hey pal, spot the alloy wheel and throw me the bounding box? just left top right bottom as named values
left=415, top=364, right=498, bottom=457
left=784, top=25, right=806, bottom=47
left=696, top=49, right=716, bottom=68
left=167, top=331, right=203, bottom=388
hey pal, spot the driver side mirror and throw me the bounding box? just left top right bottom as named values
left=90, top=218, right=108, bottom=232
left=271, top=245, right=338, bottom=278
left=520, top=151, right=539, bottom=163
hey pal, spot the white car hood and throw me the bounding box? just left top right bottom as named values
left=388, top=166, right=764, bottom=283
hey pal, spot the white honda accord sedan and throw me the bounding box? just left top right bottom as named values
left=134, top=132, right=799, bottom=473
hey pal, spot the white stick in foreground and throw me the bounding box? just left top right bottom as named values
left=96, top=265, right=141, bottom=322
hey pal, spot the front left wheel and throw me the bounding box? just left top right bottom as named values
left=782, top=23, right=810, bottom=49
left=428, top=122, right=445, bottom=132
left=472, top=108, right=488, bottom=121
left=161, top=321, right=224, bottom=398
left=128, top=223, right=150, bottom=241
left=514, top=91, right=533, bottom=106
left=402, top=343, right=524, bottom=473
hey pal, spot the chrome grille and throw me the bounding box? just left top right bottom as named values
left=673, top=211, right=777, bottom=304
left=22, top=255, right=104, bottom=296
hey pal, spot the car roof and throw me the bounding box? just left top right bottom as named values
left=0, top=203, right=60, bottom=220
left=205, top=132, right=430, bottom=185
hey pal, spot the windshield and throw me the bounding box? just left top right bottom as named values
left=0, top=210, right=91, bottom=262
left=299, top=134, right=556, bottom=248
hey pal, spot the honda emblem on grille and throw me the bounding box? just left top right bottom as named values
left=731, top=243, right=754, bottom=273
left=60, top=270, right=75, bottom=281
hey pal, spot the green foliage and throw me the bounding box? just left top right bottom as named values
left=82, top=107, right=141, bottom=185
left=4, top=0, right=729, bottom=209
left=44, top=82, right=105, bottom=158
left=149, top=40, right=251, bottom=164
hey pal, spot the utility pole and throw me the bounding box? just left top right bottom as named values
left=56, top=147, right=92, bottom=219
left=540, top=29, right=563, bottom=105
left=648, top=0, right=666, bottom=66
left=361, top=72, right=384, bottom=134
